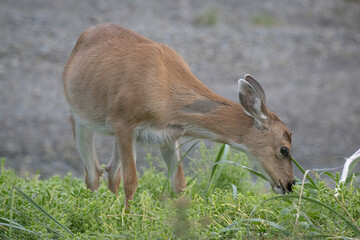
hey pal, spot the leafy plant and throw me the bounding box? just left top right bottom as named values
left=0, top=142, right=359, bottom=239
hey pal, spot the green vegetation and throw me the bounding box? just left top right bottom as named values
left=194, top=8, right=219, bottom=26
left=1, top=143, right=360, bottom=239
left=252, top=11, right=277, bottom=27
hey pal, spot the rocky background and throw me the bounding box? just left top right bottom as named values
left=1, top=0, right=359, bottom=179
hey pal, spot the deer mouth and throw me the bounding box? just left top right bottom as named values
left=272, top=184, right=285, bottom=194
left=253, top=164, right=290, bottom=194
left=272, top=180, right=292, bottom=194
left=260, top=172, right=286, bottom=194
left=273, top=180, right=293, bottom=194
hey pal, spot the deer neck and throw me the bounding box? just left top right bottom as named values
left=181, top=96, right=254, bottom=145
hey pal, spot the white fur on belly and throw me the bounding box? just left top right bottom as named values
left=72, top=113, right=184, bottom=145
left=134, top=125, right=184, bottom=145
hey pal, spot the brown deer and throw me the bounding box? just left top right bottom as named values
left=63, top=23, right=295, bottom=208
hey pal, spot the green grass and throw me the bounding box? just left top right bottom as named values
left=252, top=11, right=277, bottom=27
left=194, top=8, right=219, bottom=26
left=1, top=143, right=360, bottom=239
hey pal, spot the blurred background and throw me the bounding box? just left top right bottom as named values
left=0, top=0, right=359, bottom=179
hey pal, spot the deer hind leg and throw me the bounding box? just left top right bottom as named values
left=160, top=140, right=187, bottom=194
left=105, top=139, right=122, bottom=195
left=73, top=119, right=104, bottom=191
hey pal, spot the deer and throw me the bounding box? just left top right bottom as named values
left=63, top=23, right=295, bottom=209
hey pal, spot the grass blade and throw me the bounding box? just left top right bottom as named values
left=319, top=171, right=336, bottom=182
left=0, top=158, right=5, bottom=175
left=176, top=137, right=197, bottom=150
left=220, top=218, right=288, bottom=233
left=9, top=186, right=14, bottom=239
left=160, top=141, right=200, bottom=195
left=305, top=234, right=345, bottom=238
left=291, top=157, right=317, bottom=188
left=345, top=172, right=360, bottom=185
left=14, top=186, right=74, bottom=236
left=213, top=160, right=268, bottom=181
left=230, top=183, right=237, bottom=200
left=207, top=144, right=227, bottom=192
left=2, top=203, right=63, bottom=237
left=250, top=195, right=360, bottom=236
left=186, top=173, right=199, bottom=186
left=0, top=223, right=37, bottom=235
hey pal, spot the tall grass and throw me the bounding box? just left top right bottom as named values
left=0, top=143, right=359, bottom=239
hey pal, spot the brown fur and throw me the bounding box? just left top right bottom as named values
left=63, top=23, right=294, bottom=208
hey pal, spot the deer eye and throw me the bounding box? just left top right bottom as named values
left=280, top=147, right=290, bottom=158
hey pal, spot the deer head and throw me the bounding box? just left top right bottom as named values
left=238, top=74, right=295, bottom=193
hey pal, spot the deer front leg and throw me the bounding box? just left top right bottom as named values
left=160, top=140, right=187, bottom=194
left=114, top=126, right=138, bottom=209
left=105, top=139, right=122, bottom=195
left=74, top=119, right=104, bottom=191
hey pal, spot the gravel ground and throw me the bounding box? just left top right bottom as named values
left=1, top=0, right=359, bottom=179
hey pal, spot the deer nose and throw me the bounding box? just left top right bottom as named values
left=287, top=180, right=296, bottom=192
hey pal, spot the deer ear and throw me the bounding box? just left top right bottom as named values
left=238, top=75, right=268, bottom=122
left=244, top=74, right=266, bottom=103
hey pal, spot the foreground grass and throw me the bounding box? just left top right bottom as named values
left=1, top=144, right=360, bottom=239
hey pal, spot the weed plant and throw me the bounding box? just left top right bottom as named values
left=252, top=11, right=277, bottom=27
left=0, top=143, right=359, bottom=239
left=194, top=8, right=219, bottom=26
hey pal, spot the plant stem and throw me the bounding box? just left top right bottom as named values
left=9, top=186, right=14, bottom=239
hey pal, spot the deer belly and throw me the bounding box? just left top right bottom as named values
left=73, top=113, right=115, bottom=136
left=134, top=126, right=184, bottom=145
